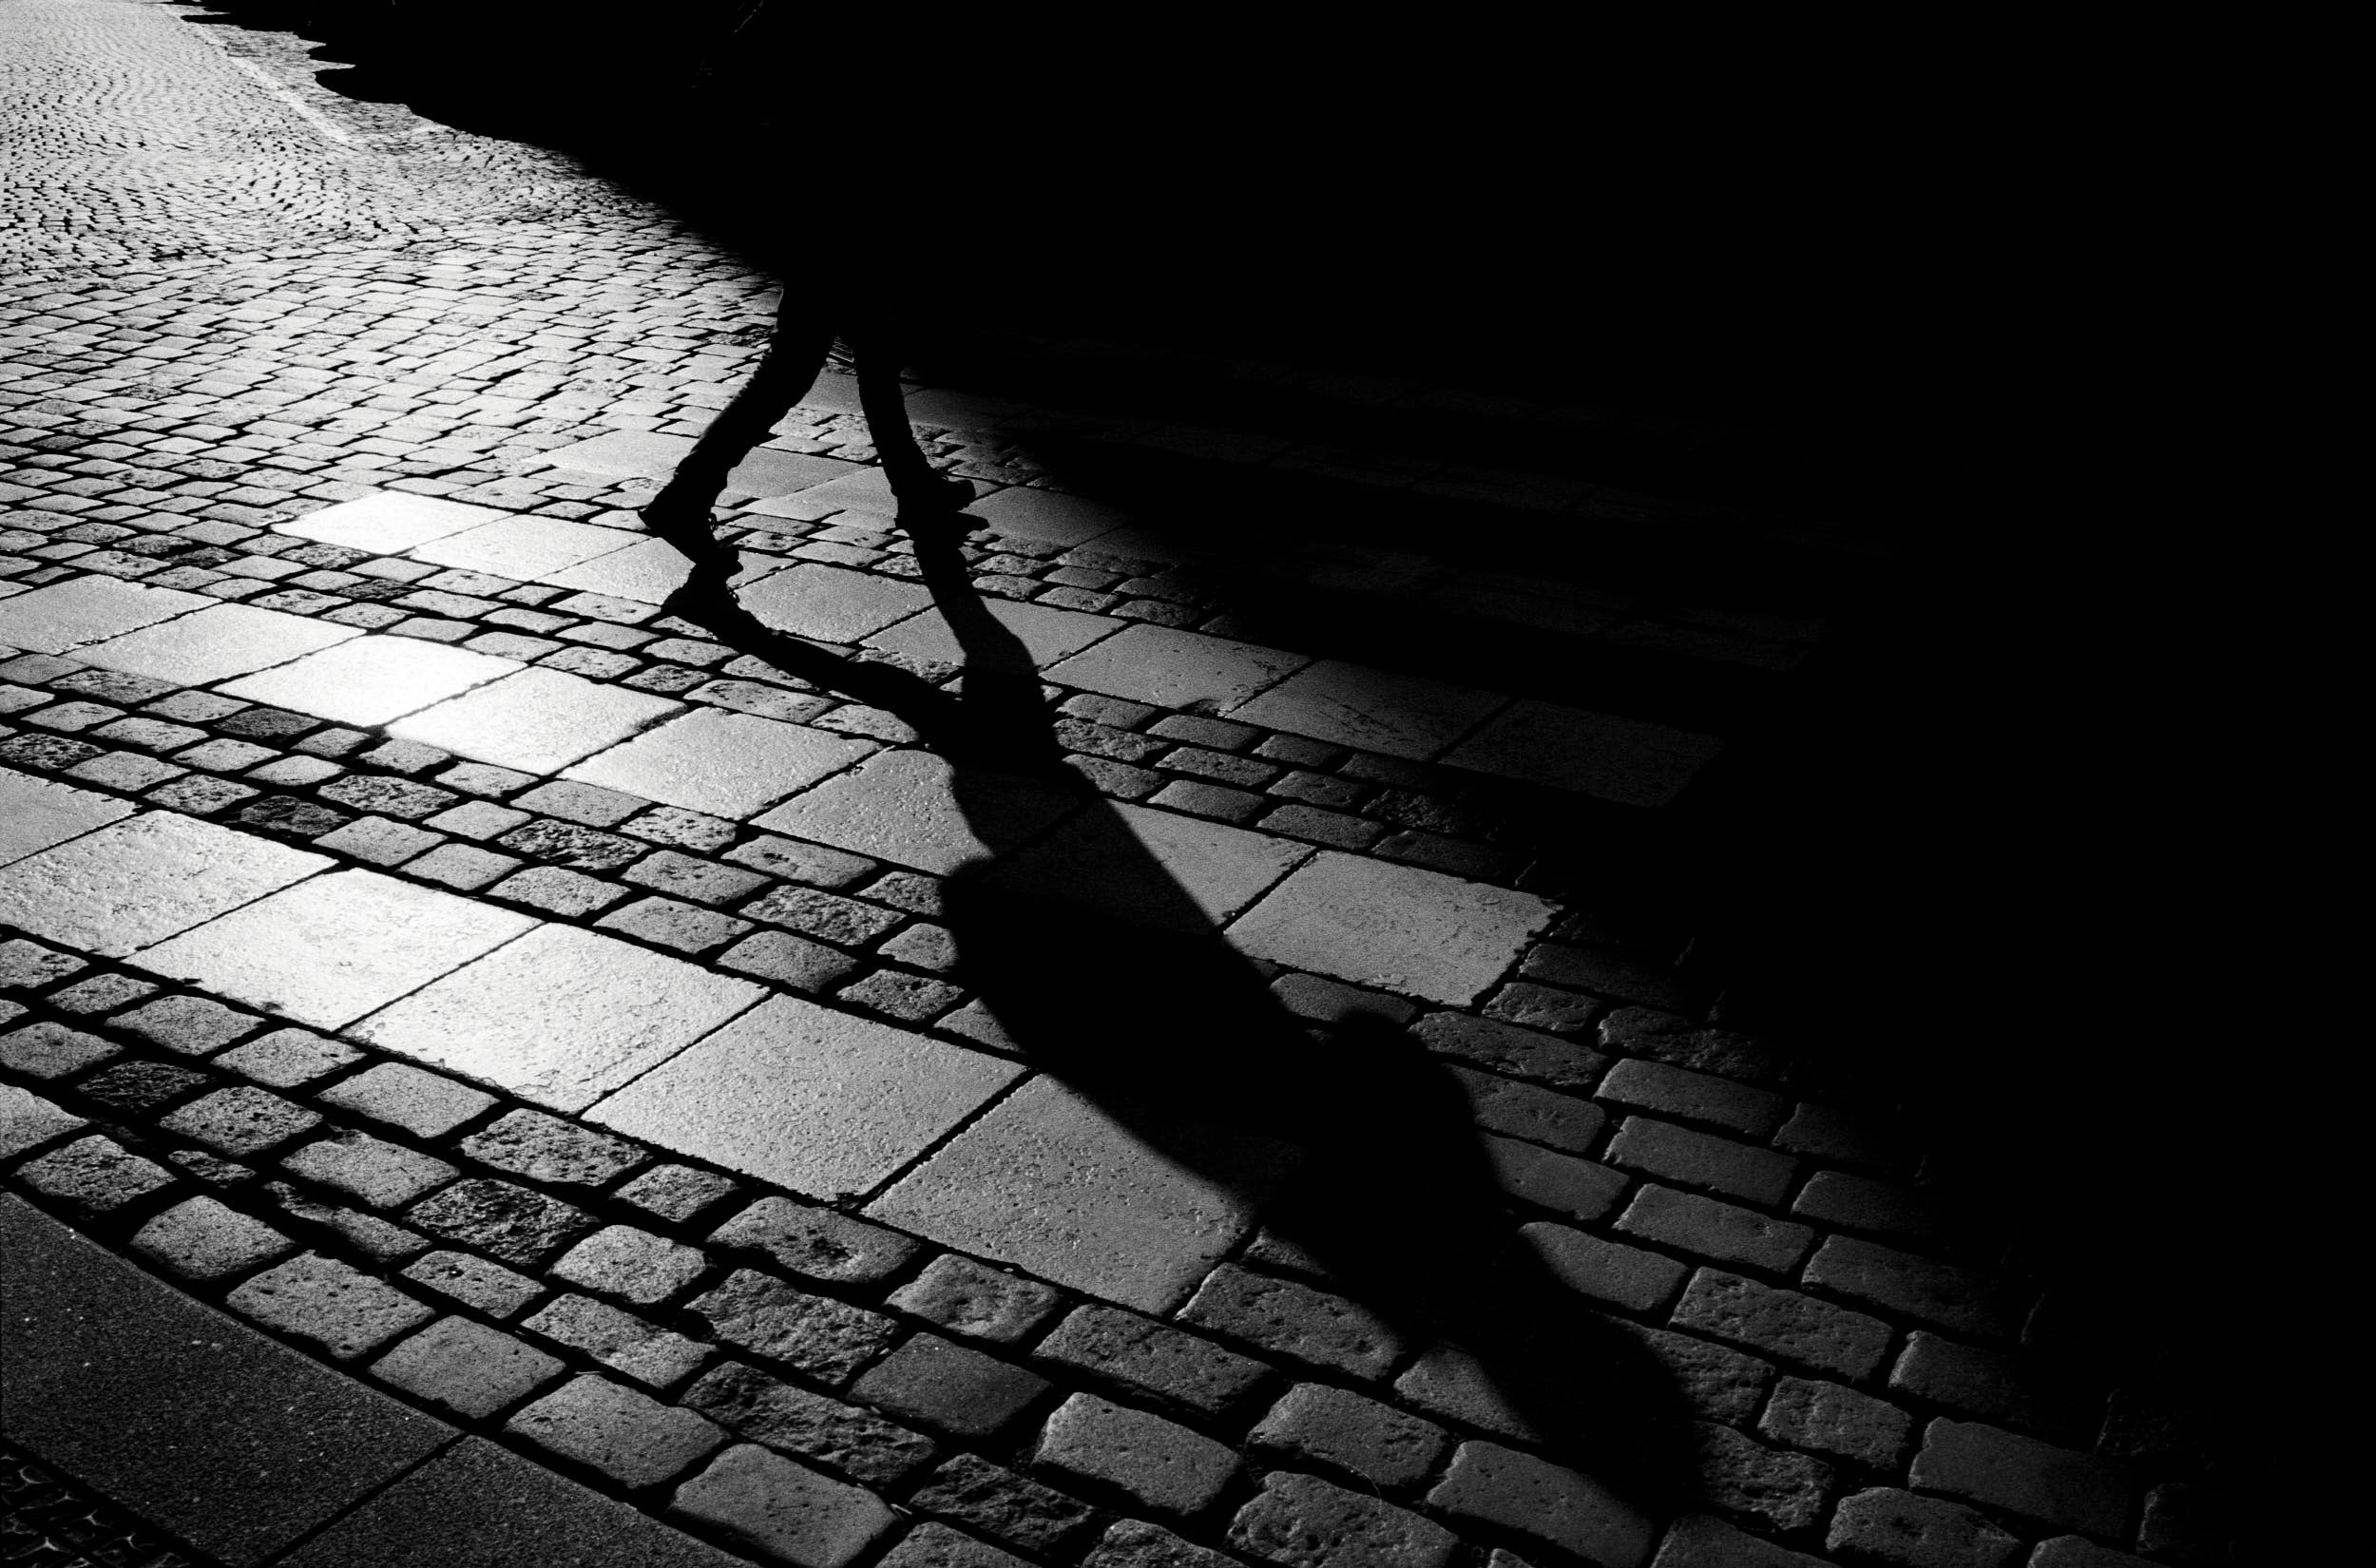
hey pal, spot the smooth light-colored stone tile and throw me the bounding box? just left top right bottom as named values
left=133, top=871, right=535, bottom=1029
left=717, top=449, right=861, bottom=497
left=733, top=564, right=930, bottom=644
left=354, top=925, right=763, bottom=1114
left=0, top=813, right=327, bottom=957
left=751, top=749, right=1078, bottom=875
left=1441, top=699, right=1724, bottom=807
left=278, top=493, right=512, bottom=553
left=784, top=468, right=899, bottom=517
left=0, top=577, right=211, bottom=654
left=220, top=637, right=520, bottom=727
left=972, top=802, right=1308, bottom=934
left=1226, top=851, right=1555, bottom=1005
left=80, top=603, right=362, bottom=687
left=591, top=996, right=1020, bottom=1197
left=532, top=430, right=692, bottom=478
left=413, top=516, right=637, bottom=581
left=1226, top=660, right=1507, bottom=760
left=866, top=1076, right=1298, bottom=1314
left=1046, top=624, right=1307, bottom=712
left=968, top=488, right=1131, bottom=546
left=390, top=669, right=682, bottom=774
left=862, top=599, right=1121, bottom=666
left=563, top=709, right=873, bottom=820
left=0, top=767, right=131, bottom=868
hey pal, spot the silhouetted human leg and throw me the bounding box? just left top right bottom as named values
left=642, top=291, right=834, bottom=542
left=848, top=309, right=971, bottom=520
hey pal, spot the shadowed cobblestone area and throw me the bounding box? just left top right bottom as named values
left=1, top=5, right=2258, bottom=1568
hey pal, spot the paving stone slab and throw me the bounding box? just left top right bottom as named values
left=0, top=810, right=327, bottom=956
left=0, top=575, right=211, bottom=654
left=590, top=993, right=1019, bottom=1199
left=737, top=563, right=933, bottom=642
left=370, top=1314, right=568, bottom=1420
left=1226, top=660, right=1506, bottom=761
left=356, top=922, right=763, bottom=1113
left=867, top=1076, right=1299, bottom=1314
left=1226, top=851, right=1555, bottom=1005
left=414, top=514, right=639, bottom=580
left=753, top=747, right=1080, bottom=875
left=277, top=492, right=514, bottom=553
left=545, top=538, right=767, bottom=604
left=863, top=596, right=1121, bottom=666
left=1427, top=1441, right=1656, bottom=1567
left=391, top=665, right=683, bottom=773
left=134, top=869, right=536, bottom=1028
left=1047, top=623, right=1308, bottom=712
left=566, top=707, right=875, bottom=819
left=968, top=799, right=1309, bottom=934
left=1, top=1195, right=450, bottom=1568
left=967, top=488, right=1132, bottom=547
left=1441, top=700, right=1723, bottom=808
left=1228, top=1469, right=1458, bottom=1568
left=78, top=602, right=362, bottom=686
left=669, top=1443, right=898, bottom=1568
left=0, top=1082, right=86, bottom=1158
left=0, top=764, right=133, bottom=866
left=1037, top=1391, right=1238, bottom=1518
left=130, top=1195, right=295, bottom=1282
left=220, top=635, right=521, bottom=727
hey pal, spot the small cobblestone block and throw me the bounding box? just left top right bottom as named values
left=1086, top=1518, right=1242, bottom=1568
left=263, top=1178, right=428, bottom=1263
left=689, top=1269, right=900, bottom=1386
left=596, top=894, right=753, bottom=954
left=879, top=1523, right=1035, bottom=1568
left=459, top=1109, right=649, bottom=1188
left=226, top=1252, right=433, bottom=1359
left=684, top=1360, right=938, bottom=1486
left=508, top=1373, right=724, bottom=1488
left=551, top=1223, right=709, bottom=1306
left=408, top=1177, right=599, bottom=1269
left=281, top=1130, right=457, bottom=1208
left=0, top=940, right=86, bottom=990
left=156, top=1086, right=319, bottom=1156
left=0, top=1022, right=120, bottom=1079
left=853, top=1332, right=1050, bottom=1441
left=1672, top=1269, right=1893, bottom=1381
left=517, top=779, right=644, bottom=826
left=1516, top=1221, right=1688, bottom=1312
left=16, top=1134, right=175, bottom=1214
left=1759, top=1374, right=1913, bottom=1469
left=1890, top=1332, right=2093, bottom=1435
left=709, top=1195, right=919, bottom=1285
left=212, top=1026, right=362, bottom=1087
left=48, top=973, right=160, bottom=1014
left=1792, top=1170, right=1970, bottom=1247
left=907, top=1454, right=1101, bottom=1559
left=1452, top=1065, right=1605, bottom=1154
left=2025, top=1537, right=2156, bottom=1567
left=889, top=1253, right=1063, bottom=1344
left=370, top=1313, right=566, bottom=1419
left=617, top=1162, right=739, bottom=1224
left=1034, top=1303, right=1271, bottom=1419
left=669, top=1443, right=897, bottom=1568
left=1389, top=1344, right=1537, bottom=1442
left=129, top=1195, right=293, bottom=1281
left=489, top=864, right=630, bottom=916
left=1597, top=1059, right=1789, bottom=1136
left=1910, top=1419, right=2133, bottom=1537
left=1604, top=1117, right=1796, bottom=1206
left=1037, top=1392, right=1238, bottom=1518
left=0, top=1084, right=85, bottom=1159
left=1692, top=1420, right=1833, bottom=1531
left=525, top=1293, right=714, bottom=1391
left=1825, top=1487, right=2022, bottom=1568
left=406, top=842, right=522, bottom=890
left=1772, top=1101, right=1916, bottom=1172
left=1616, top=1185, right=1815, bottom=1274
left=319, top=1062, right=496, bottom=1138
left=1230, top=1469, right=1458, bottom=1568
left=1806, top=1237, right=2027, bottom=1341
left=402, top=1248, right=544, bottom=1319
left=1650, top=1514, right=1833, bottom=1567
left=717, top=929, right=860, bottom=991
left=114, top=995, right=261, bottom=1055
left=1178, top=1266, right=1403, bottom=1380
left=1427, top=1442, right=1654, bottom=1567
left=1249, top=1382, right=1447, bottom=1491
left=1484, top=1135, right=1631, bottom=1220
left=314, top=814, right=441, bottom=866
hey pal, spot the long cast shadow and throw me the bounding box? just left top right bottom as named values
left=657, top=521, right=1702, bottom=1534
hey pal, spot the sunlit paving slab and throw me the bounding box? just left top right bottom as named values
left=787, top=468, right=901, bottom=517
left=1045, top=624, right=1309, bottom=711
left=734, top=563, right=930, bottom=644
left=0, top=812, right=327, bottom=957
left=354, top=924, right=764, bottom=1114
left=539, top=539, right=784, bottom=604
left=389, top=667, right=682, bottom=774
left=533, top=430, right=844, bottom=491
left=77, top=602, right=361, bottom=687
left=412, top=515, right=639, bottom=580
left=588, top=995, right=1022, bottom=1197
left=132, top=870, right=536, bottom=1029
left=967, top=488, right=1132, bottom=547
left=751, top=749, right=1080, bottom=875
left=1441, top=699, right=1724, bottom=807
left=0, top=576, right=210, bottom=654
left=861, top=598, right=1121, bottom=666
left=866, top=1076, right=1301, bottom=1315
left=563, top=708, right=874, bottom=819
left=1226, top=660, right=1508, bottom=760
left=0, top=768, right=133, bottom=869
left=218, top=636, right=520, bottom=727
left=719, top=448, right=864, bottom=497
left=971, top=802, right=1311, bottom=934
left=1226, top=851, right=1555, bottom=1006
left=276, top=492, right=511, bottom=553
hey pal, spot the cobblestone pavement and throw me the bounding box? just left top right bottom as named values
left=1, top=5, right=2255, bottom=1568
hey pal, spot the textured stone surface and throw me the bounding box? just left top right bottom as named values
left=1249, top=1383, right=1448, bottom=1490
left=1826, top=1487, right=2022, bottom=1568
left=1910, top=1419, right=2134, bottom=1537
left=319, top=1062, right=496, bottom=1138
left=1228, top=659, right=1505, bottom=760
left=1227, top=851, right=1553, bottom=1005
left=226, top=1252, right=434, bottom=1360
left=0, top=764, right=132, bottom=867
left=1672, top=1269, right=1894, bottom=1381
left=392, top=666, right=681, bottom=774
left=408, top=1178, right=598, bottom=1269
left=688, top=1269, right=900, bottom=1385
left=0, top=576, right=210, bottom=655
left=709, top=1196, right=919, bottom=1285
left=682, top=1360, right=937, bottom=1485
left=1047, top=623, right=1308, bottom=712
left=524, top=1294, right=714, bottom=1391
left=888, top=1253, right=1064, bottom=1344
left=1228, top=1470, right=1458, bottom=1568
left=1178, top=1266, right=1402, bottom=1381
left=507, top=1374, right=724, bottom=1488
left=281, top=1131, right=457, bottom=1208
left=668, top=1444, right=897, bottom=1568
left=16, top=1134, right=176, bottom=1213
left=906, top=1454, right=1101, bottom=1558
left=1037, top=1392, right=1239, bottom=1517
left=369, top=1314, right=566, bottom=1419
left=551, top=1224, right=709, bottom=1306
left=0, top=810, right=326, bottom=956
left=220, top=635, right=518, bottom=727
left=852, top=1332, right=1050, bottom=1440
left=459, top=1109, right=651, bottom=1187
left=565, top=707, right=872, bottom=819
left=752, top=747, right=1075, bottom=876
left=1427, top=1442, right=1655, bottom=1567
left=130, top=1195, right=294, bottom=1281
left=1035, top=1304, right=1271, bottom=1419
left=0, top=1083, right=86, bottom=1158
left=82, top=602, right=358, bottom=687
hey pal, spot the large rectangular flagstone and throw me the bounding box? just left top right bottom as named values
left=532, top=430, right=693, bottom=478
left=219, top=636, right=519, bottom=727
left=0, top=576, right=210, bottom=654
left=277, top=493, right=511, bottom=553
left=354, top=925, right=763, bottom=1113
left=589, top=995, right=1020, bottom=1197
left=0, top=767, right=131, bottom=869
left=390, top=667, right=682, bottom=774
left=1224, top=851, right=1554, bottom=1005
left=862, top=598, right=1121, bottom=666
left=968, top=801, right=1309, bottom=935
left=865, top=1076, right=1299, bottom=1314
left=412, top=516, right=638, bottom=581
left=564, top=708, right=874, bottom=819
left=967, top=488, right=1131, bottom=547
left=1045, top=623, right=1308, bottom=712
left=0, top=812, right=327, bottom=957
left=132, top=870, right=535, bottom=1028
left=751, top=748, right=1079, bottom=875
left=1441, top=699, right=1724, bottom=807
left=78, top=602, right=361, bottom=687
left=734, top=564, right=930, bottom=644
left=1225, top=660, right=1507, bottom=760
